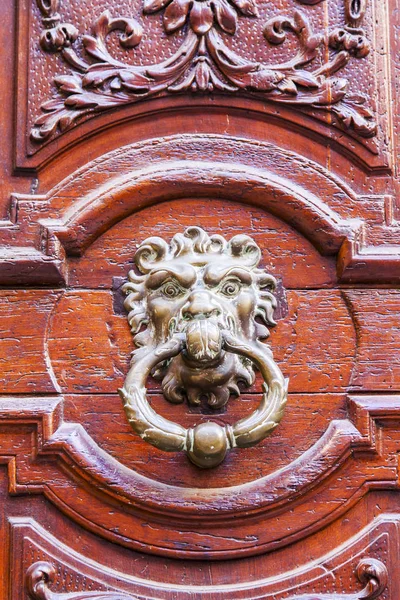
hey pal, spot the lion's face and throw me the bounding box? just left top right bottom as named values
left=123, top=227, right=277, bottom=408
left=146, top=259, right=263, bottom=357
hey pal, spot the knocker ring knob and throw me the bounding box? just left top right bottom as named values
left=119, top=330, right=288, bottom=468
left=187, top=422, right=230, bottom=468
left=118, top=225, right=288, bottom=468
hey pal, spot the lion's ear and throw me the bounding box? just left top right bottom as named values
left=255, top=294, right=277, bottom=329
left=257, top=272, right=277, bottom=291
left=133, top=329, right=151, bottom=347
left=228, top=235, right=261, bottom=266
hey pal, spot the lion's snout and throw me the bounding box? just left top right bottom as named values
left=181, top=290, right=222, bottom=322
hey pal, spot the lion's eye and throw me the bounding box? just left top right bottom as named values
left=219, top=279, right=242, bottom=297
left=160, top=281, right=184, bottom=299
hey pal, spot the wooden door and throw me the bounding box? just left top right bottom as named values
left=1, top=0, right=400, bottom=597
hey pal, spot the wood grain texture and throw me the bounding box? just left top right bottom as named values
left=46, top=288, right=355, bottom=394
left=68, top=198, right=338, bottom=289
left=15, top=0, right=389, bottom=168
left=8, top=515, right=395, bottom=598
left=0, top=290, right=61, bottom=393
left=1, top=0, right=400, bottom=595
left=344, top=290, right=400, bottom=390
left=0, top=394, right=399, bottom=561
left=2, top=134, right=399, bottom=286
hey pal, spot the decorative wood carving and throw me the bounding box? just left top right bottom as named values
left=10, top=516, right=394, bottom=598
left=26, top=563, right=133, bottom=600
left=2, top=136, right=398, bottom=287
left=2, top=0, right=400, bottom=595
left=1, top=394, right=400, bottom=558
left=24, top=559, right=388, bottom=600
left=30, top=0, right=376, bottom=144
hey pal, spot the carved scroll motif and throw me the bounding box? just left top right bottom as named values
left=26, top=562, right=134, bottom=600
left=289, top=559, right=388, bottom=599
left=25, top=558, right=388, bottom=599
left=31, top=0, right=376, bottom=143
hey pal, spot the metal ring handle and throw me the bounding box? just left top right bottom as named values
left=119, top=332, right=288, bottom=468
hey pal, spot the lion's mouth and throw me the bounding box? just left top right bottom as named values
left=168, top=315, right=236, bottom=365
left=184, top=319, right=222, bottom=364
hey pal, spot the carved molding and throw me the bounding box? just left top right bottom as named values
left=25, top=559, right=388, bottom=600
left=47, top=160, right=360, bottom=257
left=42, top=158, right=400, bottom=285
left=1, top=135, right=399, bottom=292
left=1, top=395, right=400, bottom=557
left=338, top=236, right=400, bottom=284
left=13, top=516, right=393, bottom=597
left=0, top=398, right=363, bottom=515
left=290, top=559, right=388, bottom=599
left=30, top=0, right=376, bottom=144
left=2, top=135, right=399, bottom=285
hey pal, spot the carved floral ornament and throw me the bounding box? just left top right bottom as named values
left=32, top=0, right=376, bottom=143
left=119, top=227, right=288, bottom=467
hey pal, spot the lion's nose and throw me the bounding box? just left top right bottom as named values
left=182, top=291, right=221, bottom=321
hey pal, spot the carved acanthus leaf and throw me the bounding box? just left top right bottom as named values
left=31, top=0, right=376, bottom=143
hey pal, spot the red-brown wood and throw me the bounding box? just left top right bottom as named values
left=1, top=0, right=400, bottom=597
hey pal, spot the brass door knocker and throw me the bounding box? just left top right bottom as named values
left=119, top=227, right=288, bottom=468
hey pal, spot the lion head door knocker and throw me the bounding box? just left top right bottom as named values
left=119, top=227, right=288, bottom=468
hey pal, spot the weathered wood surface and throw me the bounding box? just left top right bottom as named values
left=1, top=0, right=400, bottom=596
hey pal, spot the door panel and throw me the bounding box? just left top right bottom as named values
left=1, top=0, right=400, bottom=597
